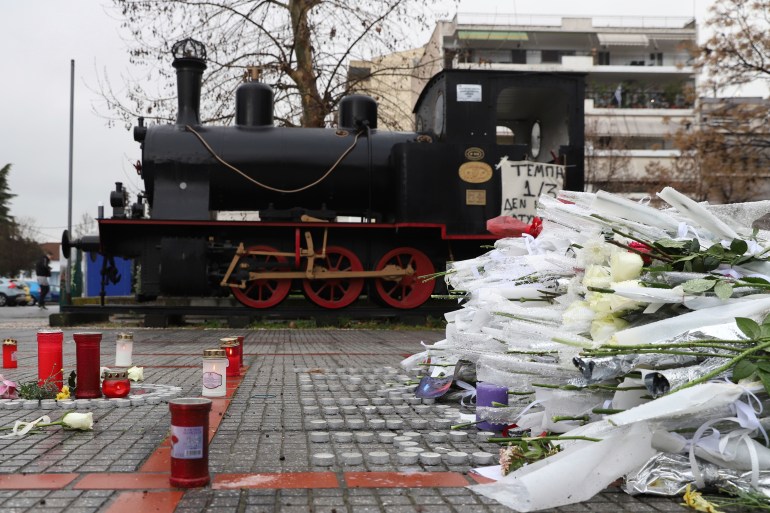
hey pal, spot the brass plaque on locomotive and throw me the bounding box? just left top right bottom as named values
left=466, top=189, right=487, bottom=205
left=464, top=147, right=485, bottom=160
left=459, top=161, right=493, bottom=184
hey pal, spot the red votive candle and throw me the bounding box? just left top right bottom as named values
left=220, top=339, right=239, bottom=377
left=102, top=369, right=131, bottom=398
left=3, top=339, right=17, bottom=369
left=169, top=397, right=212, bottom=488
left=73, top=332, right=102, bottom=399
left=236, top=335, right=244, bottom=368
left=37, top=329, right=64, bottom=389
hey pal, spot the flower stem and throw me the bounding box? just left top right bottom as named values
left=671, top=338, right=770, bottom=393
left=552, top=415, right=589, bottom=423
left=487, top=435, right=602, bottom=444
left=450, top=420, right=485, bottom=430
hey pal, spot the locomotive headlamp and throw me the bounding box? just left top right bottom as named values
left=530, top=120, right=542, bottom=159
left=172, top=38, right=207, bottom=61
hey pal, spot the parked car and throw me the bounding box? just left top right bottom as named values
left=25, top=281, right=60, bottom=305
left=0, top=279, right=33, bottom=306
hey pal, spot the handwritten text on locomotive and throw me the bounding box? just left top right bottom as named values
left=497, top=158, right=566, bottom=222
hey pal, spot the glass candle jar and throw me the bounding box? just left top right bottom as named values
left=202, top=349, right=228, bottom=397
left=115, top=332, right=134, bottom=367
left=73, top=332, right=102, bottom=399
left=2, top=338, right=17, bottom=369
left=219, top=338, right=239, bottom=378
left=102, top=369, right=131, bottom=398
left=37, top=329, right=64, bottom=389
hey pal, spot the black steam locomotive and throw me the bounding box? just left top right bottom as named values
left=65, top=38, right=585, bottom=310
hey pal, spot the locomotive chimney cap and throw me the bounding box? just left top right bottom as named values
left=172, top=38, right=207, bottom=62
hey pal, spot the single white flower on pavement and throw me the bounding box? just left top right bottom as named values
left=60, top=412, right=94, bottom=430
left=127, top=366, right=144, bottom=382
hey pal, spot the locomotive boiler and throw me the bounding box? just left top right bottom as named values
left=65, top=38, right=585, bottom=310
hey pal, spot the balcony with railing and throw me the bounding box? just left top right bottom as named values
left=454, top=13, right=695, bottom=30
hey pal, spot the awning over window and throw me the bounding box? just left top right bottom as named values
left=597, top=33, right=649, bottom=46
left=457, top=30, right=529, bottom=41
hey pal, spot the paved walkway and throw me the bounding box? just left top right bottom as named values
left=0, top=328, right=689, bottom=512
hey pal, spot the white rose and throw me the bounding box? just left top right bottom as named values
left=582, top=265, right=612, bottom=289
left=61, top=412, right=94, bottom=430
left=610, top=252, right=644, bottom=283
left=127, top=366, right=144, bottom=382
left=590, top=316, right=628, bottom=343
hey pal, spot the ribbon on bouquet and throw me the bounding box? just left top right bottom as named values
left=455, top=380, right=477, bottom=407
left=685, top=389, right=768, bottom=490
left=0, top=415, right=52, bottom=439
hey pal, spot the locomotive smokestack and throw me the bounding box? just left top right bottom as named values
left=171, top=38, right=207, bottom=126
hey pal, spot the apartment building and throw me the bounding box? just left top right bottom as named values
left=352, top=13, right=698, bottom=196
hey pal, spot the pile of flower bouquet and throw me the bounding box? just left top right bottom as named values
left=404, top=187, right=770, bottom=512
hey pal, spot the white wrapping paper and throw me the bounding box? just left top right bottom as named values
left=469, top=422, right=657, bottom=512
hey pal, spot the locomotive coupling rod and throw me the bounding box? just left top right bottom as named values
left=248, top=264, right=411, bottom=281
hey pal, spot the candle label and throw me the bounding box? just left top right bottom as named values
left=11, top=351, right=16, bottom=361
left=203, top=371, right=223, bottom=389
left=170, top=425, right=204, bottom=459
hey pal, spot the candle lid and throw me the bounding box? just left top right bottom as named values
left=117, top=332, right=134, bottom=340
left=203, top=348, right=227, bottom=358
left=220, top=337, right=238, bottom=345
left=37, top=329, right=63, bottom=334
left=3, top=338, right=17, bottom=345
left=103, top=369, right=128, bottom=379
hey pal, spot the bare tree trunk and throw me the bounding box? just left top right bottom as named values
left=288, top=0, right=326, bottom=127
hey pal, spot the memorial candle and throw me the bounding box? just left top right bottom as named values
left=201, top=349, right=228, bottom=397
left=2, top=338, right=17, bottom=369
left=220, top=338, right=239, bottom=377
left=475, top=382, right=509, bottom=431
left=115, top=333, right=133, bottom=367
left=73, top=332, right=102, bottom=399
left=37, top=329, right=64, bottom=389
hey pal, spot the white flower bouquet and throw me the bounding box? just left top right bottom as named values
left=405, top=187, right=770, bottom=511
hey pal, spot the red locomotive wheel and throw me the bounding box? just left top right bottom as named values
left=231, top=245, right=291, bottom=309
left=374, top=247, right=435, bottom=309
left=302, top=246, right=364, bottom=309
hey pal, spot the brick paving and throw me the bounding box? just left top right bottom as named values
left=0, top=327, right=691, bottom=512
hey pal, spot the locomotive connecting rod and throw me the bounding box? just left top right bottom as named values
left=220, top=232, right=414, bottom=291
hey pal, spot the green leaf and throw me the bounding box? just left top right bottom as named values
left=736, top=317, right=762, bottom=339
left=654, top=239, right=688, bottom=250
left=732, top=359, right=757, bottom=381
left=760, top=325, right=770, bottom=339
left=682, top=279, right=716, bottom=294
left=756, top=361, right=770, bottom=374
left=714, top=281, right=733, bottom=300
left=688, top=239, right=701, bottom=253
left=706, top=244, right=725, bottom=257
left=759, top=370, right=770, bottom=397
left=702, top=255, right=721, bottom=271
left=730, top=239, right=749, bottom=255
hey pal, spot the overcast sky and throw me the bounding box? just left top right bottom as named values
left=0, top=0, right=711, bottom=242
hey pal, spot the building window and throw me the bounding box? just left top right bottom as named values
left=512, top=49, right=526, bottom=64
left=649, top=52, right=663, bottom=66
left=597, top=51, right=610, bottom=65
left=541, top=50, right=560, bottom=63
